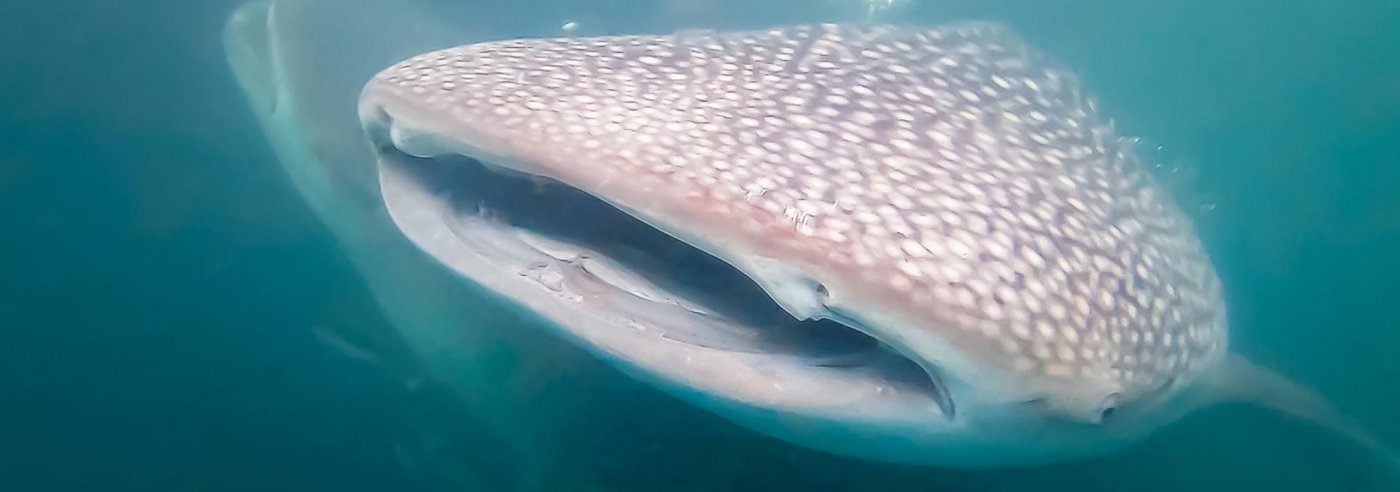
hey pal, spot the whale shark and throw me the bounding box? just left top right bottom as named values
left=225, top=0, right=1395, bottom=474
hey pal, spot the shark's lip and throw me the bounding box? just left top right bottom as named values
left=359, top=106, right=986, bottom=458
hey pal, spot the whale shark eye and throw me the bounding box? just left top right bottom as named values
left=1099, top=405, right=1118, bottom=421
left=1096, top=394, right=1121, bottom=423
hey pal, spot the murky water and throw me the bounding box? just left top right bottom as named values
left=2, top=1, right=1397, bottom=491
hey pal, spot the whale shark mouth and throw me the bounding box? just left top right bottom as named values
left=368, top=133, right=955, bottom=418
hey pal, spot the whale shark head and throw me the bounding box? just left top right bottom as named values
left=357, top=23, right=1241, bottom=465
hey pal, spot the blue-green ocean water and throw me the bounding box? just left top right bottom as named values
left=2, top=1, right=1398, bottom=491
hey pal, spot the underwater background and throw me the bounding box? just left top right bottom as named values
left=2, top=0, right=1398, bottom=491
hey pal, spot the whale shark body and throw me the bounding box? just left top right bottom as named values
left=225, top=0, right=1392, bottom=473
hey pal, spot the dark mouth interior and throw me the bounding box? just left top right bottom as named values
left=379, top=145, right=945, bottom=399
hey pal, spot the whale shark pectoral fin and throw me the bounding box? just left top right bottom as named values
left=1210, top=354, right=1400, bottom=477
left=224, top=1, right=283, bottom=118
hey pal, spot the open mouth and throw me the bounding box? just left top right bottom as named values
left=365, top=120, right=953, bottom=419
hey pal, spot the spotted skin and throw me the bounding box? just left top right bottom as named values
left=364, top=23, right=1227, bottom=409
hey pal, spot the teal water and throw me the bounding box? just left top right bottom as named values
left=2, top=1, right=1398, bottom=491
